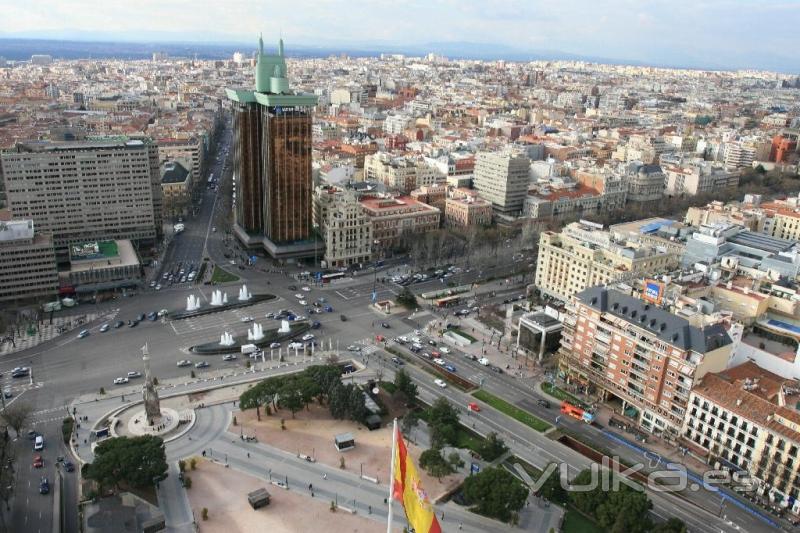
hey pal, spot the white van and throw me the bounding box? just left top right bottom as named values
left=34, top=435, right=44, bottom=451
left=479, top=357, right=490, bottom=366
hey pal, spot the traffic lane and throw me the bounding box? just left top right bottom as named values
left=398, top=365, right=735, bottom=533
left=13, top=421, right=56, bottom=533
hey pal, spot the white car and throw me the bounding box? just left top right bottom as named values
left=127, top=371, right=142, bottom=378
left=222, top=354, right=237, bottom=361
left=347, top=345, right=361, bottom=352
left=294, top=315, right=306, bottom=321
left=99, top=323, right=110, bottom=332
left=434, top=379, right=447, bottom=388
left=479, top=357, right=490, bottom=366
left=434, top=358, right=445, bottom=366
left=240, top=316, right=254, bottom=323
left=301, top=334, right=315, bottom=341
left=177, top=360, right=192, bottom=367
left=398, top=336, right=409, bottom=343
left=298, top=300, right=307, bottom=306
left=439, top=347, right=451, bottom=354
left=113, top=377, right=129, bottom=385
left=269, top=342, right=281, bottom=349
left=301, top=286, right=311, bottom=292
left=294, top=293, right=304, bottom=299
left=155, top=284, right=162, bottom=291
left=411, top=337, right=421, bottom=344
left=288, top=342, right=304, bottom=350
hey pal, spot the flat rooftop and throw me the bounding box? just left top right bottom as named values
left=69, top=240, right=139, bottom=273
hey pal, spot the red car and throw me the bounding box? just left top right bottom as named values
left=32, top=454, right=43, bottom=468
left=375, top=335, right=385, bottom=342
left=431, top=351, right=441, bottom=357
left=468, top=402, right=481, bottom=412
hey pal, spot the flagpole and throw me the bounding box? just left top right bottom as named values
left=387, top=417, right=396, bottom=533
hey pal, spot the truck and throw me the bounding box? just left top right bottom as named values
left=241, top=344, right=257, bottom=355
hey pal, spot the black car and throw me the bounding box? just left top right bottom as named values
left=381, top=322, right=391, bottom=329
left=287, top=285, right=297, bottom=291
left=536, top=398, right=551, bottom=408
left=147, top=312, right=158, bottom=321
left=490, top=366, right=503, bottom=374
left=114, top=320, right=125, bottom=328
left=64, top=461, right=75, bottom=472
left=39, top=477, right=50, bottom=494
left=391, top=357, right=404, bottom=366
left=340, top=314, right=347, bottom=322
left=128, top=320, right=138, bottom=328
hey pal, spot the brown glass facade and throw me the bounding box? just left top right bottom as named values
left=232, top=103, right=263, bottom=233
left=262, top=108, right=313, bottom=243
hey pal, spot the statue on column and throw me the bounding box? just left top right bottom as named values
left=141, top=344, right=162, bottom=426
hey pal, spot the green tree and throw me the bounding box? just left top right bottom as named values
left=396, top=287, right=418, bottom=309
left=277, top=380, right=305, bottom=418
left=652, top=517, right=688, bottom=533
left=346, top=383, right=367, bottom=422
left=476, top=432, right=508, bottom=462
left=428, top=397, right=460, bottom=449
left=419, top=448, right=454, bottom=479
left=536, top=463, right=568, bottom=505
left=462, top=467, right=528, bottom=523
left=328, top=382, right=349, bottom=419
left=86, top=436, right=167, bottom=490
left=401, top=411, right=419, bottom=435
left=393, top=369, right=418, bottom=406
left=447, top=451, right=464, bottom=469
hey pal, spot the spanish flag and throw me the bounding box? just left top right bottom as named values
left=391, top=422, right=442, bottom=533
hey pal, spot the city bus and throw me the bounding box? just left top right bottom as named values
left=560, top=401, right=595, bottom=424
left=321, top=272, right=346, bottom=284
left=435, top=295, right=462, bottom=308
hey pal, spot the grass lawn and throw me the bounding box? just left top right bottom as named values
left=562, top=506, right=601, bottom=533
left=472, top=390, right=551, bottom=432
left=541, top=382, right=585, bottom=407
left=449, top=328, right=477, bottom=343
left=211, top=265, right=240, bottom=283
left=379, top=380, right=397, bottom=394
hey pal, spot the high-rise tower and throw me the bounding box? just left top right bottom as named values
left=226, top=36, right=322, bottom=259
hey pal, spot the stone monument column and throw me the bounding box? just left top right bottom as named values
left=141, top=343, right=162, bottom=426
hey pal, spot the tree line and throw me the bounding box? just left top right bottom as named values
left=239, top=364, right=367, bottom=421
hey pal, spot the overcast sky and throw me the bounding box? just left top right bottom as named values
left=1, top=0, right=798, bottom=71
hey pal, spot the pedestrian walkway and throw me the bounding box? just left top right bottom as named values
left=0, top=310, right=115, bottom=356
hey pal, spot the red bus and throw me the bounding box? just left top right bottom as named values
left=560, top=401, right=595, bottom=424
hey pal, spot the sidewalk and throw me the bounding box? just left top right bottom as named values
left=0, top=310, right=113, bottom=356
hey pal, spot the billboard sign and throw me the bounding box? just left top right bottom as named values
left=643, top=279, right=664, bottom=304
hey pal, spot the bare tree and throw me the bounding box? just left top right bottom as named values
left=2, top=403, right=33, bottom=437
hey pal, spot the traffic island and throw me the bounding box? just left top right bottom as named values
left=189, top=321, right=311, bottom=355
left=169, top=292, right=276, bottom=320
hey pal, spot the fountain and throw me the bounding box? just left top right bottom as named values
left=219, top=332, right=235, bottom=346
left=238, top=284, right=252, bottom=301
left=278, top=319, right=291, bottom=334
left=185, top=295, right=201, bottom=312
left=247, top=323, right=264, bottom=341
left=211, top=290, right=227, bottom=306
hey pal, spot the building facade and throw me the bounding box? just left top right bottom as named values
left=559, top=287, right=733, bottom=433
left=160, top=160, right=192, bottom=220
left=681, top=362, right=800, bottom=516
left=360, top=195, right=440, bottom=250
left=472, top=151, right=530, bottom=217
left=227, top=37, right=322, bottom=259
left=0, top=218, right=58, bottom=303
left=444, top=196, right=493, bottom=228
left=534, top=221, right=680, bottom=302
left=0, top=139, right=161, bottom=262
left=313, top=185, right=373, bottom=268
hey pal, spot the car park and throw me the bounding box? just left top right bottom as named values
left=288, top=342, right=304, bottom=350
left=434, top=379, right=447, bottom=388
left=195, top=361, right=210, bottom=369
left=99, top=323, right=110, bottom=332
left=158, top=309, right=169, bottom=317
left=177, top=360, right=192, bottom=367
left=78, top=329, right=90, bottom=339
left=113, top=377, right=129, bottom=385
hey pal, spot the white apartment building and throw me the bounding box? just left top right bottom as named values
left=383, top=114, right=411, bottom=135
left=472, top=151, right=530, bottom=217
left=1, top=139, right=161, bottom=261
left=534, top=220, right=680, bottom=302
left=664, top=162, right=739, bottom=197
left=363, top=153, right=444, bottom=193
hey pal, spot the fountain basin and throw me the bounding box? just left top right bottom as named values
left=168, top=293, right=276, bottom=320
left=189, top=321, right=311, bottom=355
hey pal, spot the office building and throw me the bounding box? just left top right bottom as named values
left=472, top=151, right=530, bottom=217
left=664, top=162, right=738, bottom=196
left=313, top=185, right=373, bottom=268
left=624, top=162, right=665, bottom=206
left=227, top=37, right=322, bottom=259
left=360, top=195, right=440, bottom=250
left=1, top=139, right=162, bottom=262
left=445, top=195, right=493, bottom=228
left=0, top=218, right=58, bottom=303
left=681, top=362, right=800, bottom=516
left=534, top=221, right=680, bottom=302
left=559, top=287, right=733, bottom=433
left=363, top=154, right=444, bottom=194
left=67, top=240, right=141, bottom=292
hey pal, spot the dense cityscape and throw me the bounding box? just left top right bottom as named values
left=0, top=9, right=799, bottom=533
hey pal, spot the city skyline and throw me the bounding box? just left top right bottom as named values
left=1, top=0, right=799, bottom=72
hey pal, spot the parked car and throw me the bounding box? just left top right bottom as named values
left=434, top=358, right=446, bottom=366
